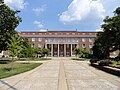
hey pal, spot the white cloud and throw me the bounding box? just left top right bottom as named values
left=39, top=29, right=47, bottom=32
left=96, top=28, right=103, bottom=32
left=33, top=21, right=44, bottom=29
left=59, top=0, right=105, bottom=24
left=32, top=5, right=47, bottom=16
left=4, top=0, right=27, bottom=10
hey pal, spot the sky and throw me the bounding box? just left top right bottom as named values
left=4, top=0, right=120, bottom=32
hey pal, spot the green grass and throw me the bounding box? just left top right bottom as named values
left=109, top=60, right=120, bottom=69
left=0, top=57, right=51, bottom=61
left=0, top=63, right=42, bottom=79
left=20, top=58, right=51, bottom=61
left=72, top=58, right=90, bottom=61
left=0, top=58, right=16, bottom=60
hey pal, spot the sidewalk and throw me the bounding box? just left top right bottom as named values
left=0, top=57, right=120, bottom=90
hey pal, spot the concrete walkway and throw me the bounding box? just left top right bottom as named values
left=0, top=57, right=120, bottom=90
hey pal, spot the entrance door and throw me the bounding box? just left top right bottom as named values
left=59, top=44, right=64, bottom=57
left=53, top=44, right=58, bottom=56
left=66, top=44, right=71, bottom=56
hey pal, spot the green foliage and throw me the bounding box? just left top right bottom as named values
left=42, top=48, right=50, bottom=57
left=74, top=48, right=81, bottom=57
left=74, top=48, right=90, bottom=58
left=18, top=38, right=40, bottom=58
left=98, top=60, right=112, bottom=66
left=7, top=34, right=23, bottom=59
left=93, top=7, right=120, bottom=59
left=0, top=4, right=21, bottom=51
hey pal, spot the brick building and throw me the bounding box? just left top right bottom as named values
left=19, top=31, right=96, bottom=57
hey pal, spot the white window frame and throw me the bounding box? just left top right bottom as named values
left=82, top=44, right=86, bottom=48
left=38, top=44, right=41, bottom=48
left=82, top=38, right=86, bottom=42
left=89, top=44, right=92, bottom=48
left=32, top=38, right=35, bottom=42
left=38, top=38, right=42, bottom=42
left=89, top=38, right=92, bottom=42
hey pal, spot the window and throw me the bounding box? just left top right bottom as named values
left=89, top=33, right=92, bottom=35
left=38, top=38, right=42, bottom=42
left=45, top=39, right=47, bottom=42
left=82, top=33, right=85, bottom=35
left=38, top=44, right=41, bottom=48
left=55, top=33, right=57, bottom=35
left=72, top=38, right=75, bottom=42
left=32, top=38, right=35, bottom=42
left=66, top=33, right=69, bottom=35
left=89, top=44, right=92, bottom=48
left=89, top=38, right=92, bottom=42
left=82, top=38, right=86, bottom=42
left=32, top=33, right=35, bottom=35
left=39, top=33, right=42, bottom=35
left=72, top=33, right=75, bottom=35
left=82, top=44, right=86, bottom=48
left=49, top=33, right=52, bottom=35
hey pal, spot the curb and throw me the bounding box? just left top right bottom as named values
left=91, top=63, right=120, bottom=76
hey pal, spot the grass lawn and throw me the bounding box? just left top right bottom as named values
left=109, top=61, right=120, bottom=69
left=20, top=58, right=51, bottom=61
left=0, top=63, right=42, bottom=79
left=0, top=57, right=51, bottom=61
left=72, top=58, right=90, bottom=61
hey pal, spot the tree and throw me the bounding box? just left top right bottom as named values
left=81, top=48, right=90, bottom=58
left=7, top=34, right=23, bottom=60
left=74, top=48, right=80, bottom=58
left=0, top=0, right=4, bottom=4
left=0, top=3, right=21, bottom=51
left=74, top=48, right=90, bottom=58
left=22, top=43, right=35, bottom=58
left=19, top=38, right=33, bottom=58
left=93, top=7, right=120, bottom=59
left=42, top=48, right=50, bottom=58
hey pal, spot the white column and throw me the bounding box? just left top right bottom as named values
left=71, top=44, right=72, bottom=56
left=45, top=44, right=47, bottom=57
left=45, top=44, right=47, bottom=49
left=64, top=44, right=66, bottom=57
left=51, top=44, right=53, bottom=57
left=58, top=44, right=59, bottom=57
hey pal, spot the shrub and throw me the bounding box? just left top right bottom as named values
left=90, top=58, right=98, bottom=64
left=115, top=56, right=120, bottom=62
left=98, top=60, right=112, bottom=66
left=0, top=60, right=11, bottom=64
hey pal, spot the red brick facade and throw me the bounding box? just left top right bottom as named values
left=19, top=31, right=96, bottom=57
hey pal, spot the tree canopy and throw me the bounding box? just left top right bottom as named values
left=0, top=3, right=21, bottom=51
left=93, top=7, right=120, bottom=59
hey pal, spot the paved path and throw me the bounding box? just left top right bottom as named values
left=0, top=57, right=120, bottom=90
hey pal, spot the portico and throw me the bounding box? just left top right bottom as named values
left=46, top=43, right=77, bottom=57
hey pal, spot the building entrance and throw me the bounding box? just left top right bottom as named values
left=59, top=44, right=64, bottom=57
left=46, top=44, right=77, bottom=57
